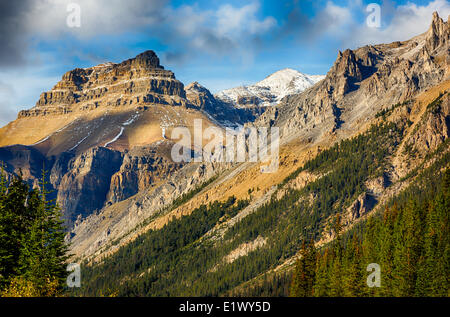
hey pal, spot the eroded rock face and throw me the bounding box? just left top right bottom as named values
left=0, top=142, right=187, bottom=230
left=349, top=192, right=376, bottom=221
left=107, top=145, right=184, bottom=204
left=19, top=50, right=186, bottom=118
left=407, top=93, right=450, bottom=155
left=0, top=145, right=51, bottom=188
left=425, top=12, right=449, bottom=52
left=56, top=147, right=123, bottom=227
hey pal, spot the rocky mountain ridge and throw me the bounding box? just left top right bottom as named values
left=256, top=12, right=449, bottom=145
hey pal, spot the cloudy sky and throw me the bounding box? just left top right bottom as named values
left=0, top=0, right=449, bottom=126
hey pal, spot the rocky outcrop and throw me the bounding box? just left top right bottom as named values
left=425, top=12, right=449, bottom=53
left=185, top=81, right=257, bottom=126
left=405, top=92, right=450, bottom=156
left=18, top=50, right=187, bottom=118
left=56, top=147, right=123, bottom=227
left=348, top=192, right=376, bottom=221
left=107, top=144, right=184, bottom=203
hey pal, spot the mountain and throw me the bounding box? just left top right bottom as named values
left=0, top=51, right=240, bottom=228
left=258, top=12, right=449, bottom=145
left=185, top=81, right=257, bottom=127
left=215, top=68, right=325, bottom=108
left=0, top=12, right=449, bottom=297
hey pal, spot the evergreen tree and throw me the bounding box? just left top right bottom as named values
left=0, top=166, right=68, bottom=296
left=313, top=249, right=330, bottom=297
left=343, top=234, right=364, bottom=296
left=329, top=214, right=344, bottom=296
left=290, top=240, right=316, bottom=297
left=416, top=170, right=450, bottom=296
left=0, top=169, right=32, bottom=288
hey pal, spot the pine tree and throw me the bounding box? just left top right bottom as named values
left=313, top=249, right=330, bottom=297
left=19, top=168, right=69, bottom=295
left=0, top=169, right=31, bottom=289
left=343, top=234, right=364, bottom=296
left=416, top=170, right=450, bottom=296
left=329, top=214, right=344, bottom=296
left=290, top=240, right=317, bottom=297
left=392, top=199, right=423, bottom=296
left=0, top=166, right=68, bottom=296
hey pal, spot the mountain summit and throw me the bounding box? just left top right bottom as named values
left=215, top=68, right=324, bottom=108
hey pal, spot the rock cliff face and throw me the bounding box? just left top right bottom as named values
left=106, top=144, right=184, bottom=204
left=405, top=93, right=450, bottom=156
left=56, top=147, right=123, bottom=227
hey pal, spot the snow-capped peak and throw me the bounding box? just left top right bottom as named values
left=215, top=68, right=324, bottom=108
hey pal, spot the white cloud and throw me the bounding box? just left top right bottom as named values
left=215, top=2, right=276, bottom=37
left=319, top=1, right=353, bottom=34
left=160, top=1, right=277, bottom=64
left=344, top=0, right=450, bottom=47
left=25, top=0, right=167, bottom=38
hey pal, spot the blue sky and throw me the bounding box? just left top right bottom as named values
left=0, top=0, right=449, bottom=126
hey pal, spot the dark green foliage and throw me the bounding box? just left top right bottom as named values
left=0, top=166, right=68, bottom=295
left=289, top=169, right=450, bottom=297
left=74, top=196, right=251, bottom=296
left=290, top=241, right=316, bottom=297
left=231, top=272, right=292, bottom=297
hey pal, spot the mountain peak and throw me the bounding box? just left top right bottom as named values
left=215, top=68, right=324, bottom=108
left=186, top=81, right=207, bottom=91
left=120, top=50, right=163, bottom=70
left=18, top=49, right=185, bottom=116
left=425, top=11, right=449, bottom=52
